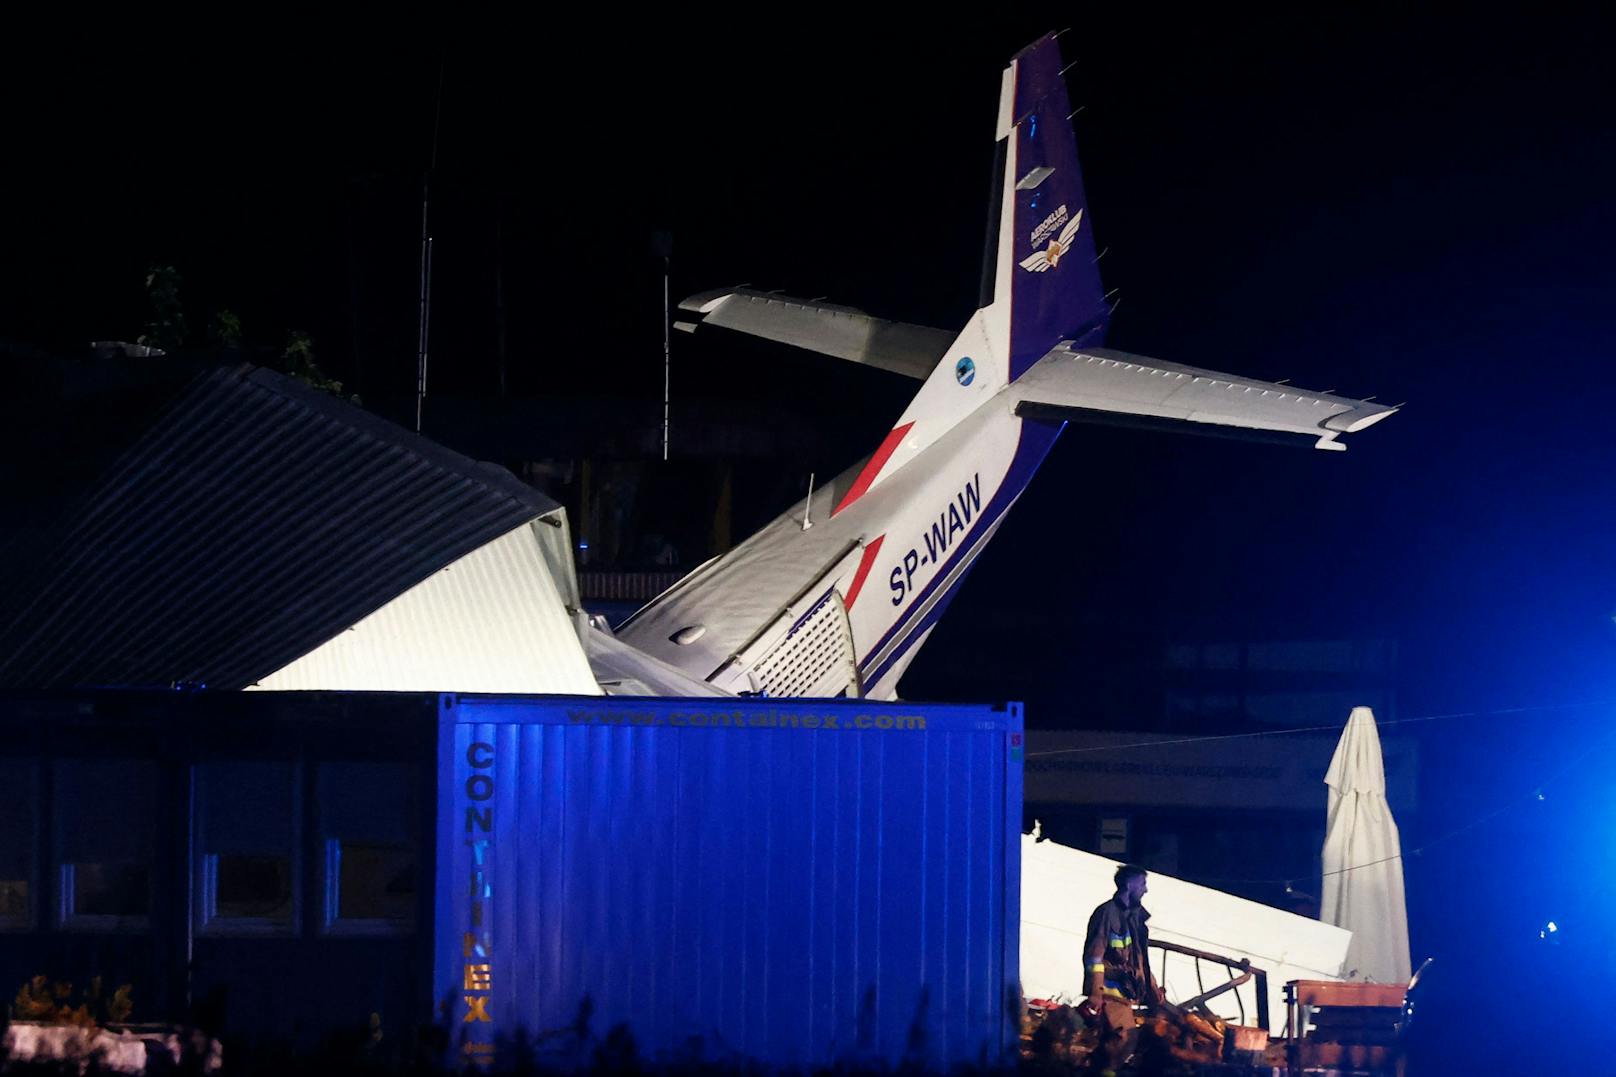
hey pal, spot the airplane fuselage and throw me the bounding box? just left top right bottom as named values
left=617, top=377, right=1065, bottom=699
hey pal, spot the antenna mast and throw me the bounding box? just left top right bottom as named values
left=415, top=62, right=445, bottom=432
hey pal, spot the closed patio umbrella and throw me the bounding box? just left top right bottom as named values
left=1321, top=706, right=1411, bottom=983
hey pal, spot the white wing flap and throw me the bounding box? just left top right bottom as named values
left=1012, top=346, right=1397, bottom=450
left=676, top=287, right=953, bottom=380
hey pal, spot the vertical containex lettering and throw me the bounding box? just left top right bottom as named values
left=462, top=739, right=496, bottom=1064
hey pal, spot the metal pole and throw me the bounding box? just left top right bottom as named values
left=415, top=61, right=445, bottom=433
left=415, top=189, right=431, bottom=431
left=495, top=203, right=507, bottom=397
left=661, top=253, right=670, bottom=461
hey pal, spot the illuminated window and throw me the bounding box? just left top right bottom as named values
left=317, top=763, right=418, bottom=935
left=195, top=762, right=298, bottom=934
left=0, top=759, right=37, bottom=930
left=55, top=759, right=156, bottom=930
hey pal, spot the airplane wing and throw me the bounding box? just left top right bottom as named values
left=674, top=287, right=953, bottom=380
left=583, top=620, right=733, bottom=697
left=1012, top=346, right=1397, bottom=450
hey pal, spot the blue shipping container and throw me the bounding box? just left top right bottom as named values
left=434, top=694, right=1023, bottom=1071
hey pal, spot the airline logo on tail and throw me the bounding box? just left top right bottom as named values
left=1019, top=206, right=1084, bottom=273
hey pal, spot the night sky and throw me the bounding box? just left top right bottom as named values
left=6, top=8, right=1616, bottom=1065
left=7, top=11, right=1614, bottom=708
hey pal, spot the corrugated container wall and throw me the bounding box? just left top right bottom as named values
left=435, top=695, right=1023, bottom=1071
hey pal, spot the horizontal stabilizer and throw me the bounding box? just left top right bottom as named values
left=676, top=287, right=953, bottom=380
left=1012, top=347, right=1396, bottom=450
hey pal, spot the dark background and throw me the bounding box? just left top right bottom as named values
left=4, top=5, right=1614, bottom=1068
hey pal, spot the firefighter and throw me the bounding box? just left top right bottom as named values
left=1081, top=863, right=1163, bottom=1076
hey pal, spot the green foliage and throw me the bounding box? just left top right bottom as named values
left=282, top=330, right=349, bottom=399
left=210, top=309, right=244, bottom=348
left=280, top=332, right=360, bottom=403
left=282, top=329, right=315, bottom=372
left=127, top=269, right=358, bottom=406
left=137, top=265, right=187, bottom=352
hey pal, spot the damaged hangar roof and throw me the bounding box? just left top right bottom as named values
left=0, top=364, right=562, bottom=691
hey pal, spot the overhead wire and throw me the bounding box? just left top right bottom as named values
left=1023, top=700, right=1616, bottom=887
left=1023, top=699, right=1616, bottom=759
left=1195, top=740, right=1607, bottom=887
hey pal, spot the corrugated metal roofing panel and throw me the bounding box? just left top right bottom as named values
left=251, top=522, right=599, bottom=694
left=0, top=365, right=560, bottom=691
left=435, top=695, right=1023, bottom=1070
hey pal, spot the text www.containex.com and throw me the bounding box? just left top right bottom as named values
left=565, top=708, right=926, bottom=731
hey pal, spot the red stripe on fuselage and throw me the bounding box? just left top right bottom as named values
left=842, top=535, right=885, bottom=611
left=832, top=422, right=914, bottom=517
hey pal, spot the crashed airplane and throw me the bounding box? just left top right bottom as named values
left=612, top=32, right=1395, bottom=699
left=0, top=34, right=1392, bottom=701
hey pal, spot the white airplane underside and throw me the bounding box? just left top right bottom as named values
left=612, top=33, right=1395, bottom=700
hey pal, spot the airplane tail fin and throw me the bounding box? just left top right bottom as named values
left=834, top=33, right=1110, bottom=499
left=668, top=34, right=1125, bottom=514
left=986, top=32, right=1111, bottom=382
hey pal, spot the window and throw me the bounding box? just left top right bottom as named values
left=317, top=763, right=418, bottom=935
left=195, top=762, right=298, bottom=935
left=1099, top=816, right=1129, bottom=856
left=54, top=759, right=156, bottom=930
left=0, top=759, right=37, bottom=929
